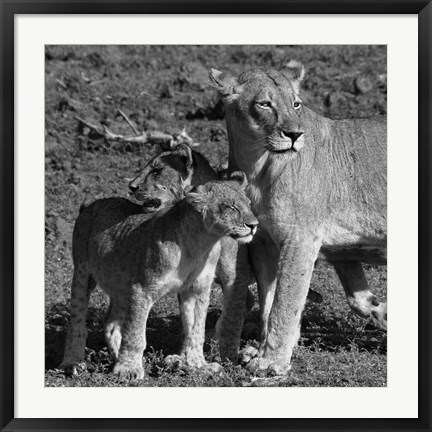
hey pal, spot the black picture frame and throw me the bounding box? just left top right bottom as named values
left=1, top=1, right=431, bottom=431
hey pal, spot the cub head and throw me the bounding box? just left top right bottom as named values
left=185, top=171, right=258, bottom=243
left=128, top=143, right=194, bottom=212
left=209, top=60, right=306, bottom=155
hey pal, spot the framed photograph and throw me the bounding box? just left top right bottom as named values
left=1, top=1, right=431, bottom=431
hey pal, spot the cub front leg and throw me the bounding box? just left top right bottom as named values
left=176, top=269, right=222, bottom=374
left=216, top=242, right=251, bottom=363
left=171, top=288, right=208, bottom=369
left=113, top=284, right=152, bottom=381
left=249, top=233, right=322, bottom=375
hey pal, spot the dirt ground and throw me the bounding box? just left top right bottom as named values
left=45, top=45, right=387, bottom=387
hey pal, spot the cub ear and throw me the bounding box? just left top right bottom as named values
left=209, top=68, right=240, bottom=97
left=279, top=60, right=305, bottom=93
left=229, top=170, right=248, bottom=191
left=168, top=143, right=193, bottom=183
left=216, top=162, right=229, bottom=179
left=173, top=143, right=193, bottom=171
left=182, top=183, right=195, bottom=194
left=185, top=184, right=209, bottom=211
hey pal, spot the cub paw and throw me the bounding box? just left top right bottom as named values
left=113, top=361, right=144, bottom=381
left=238, top=346, right=259, bottom=366
left=246, top=357, right=291, bottom=376
left=180, top=350, right=207, bottom=369
left=59, top=361, right=86, bottom=377
left=200, top=362, right=224, bottom=375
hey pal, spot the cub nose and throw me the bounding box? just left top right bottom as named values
left=128, top=180, right=140, bottom=193
left=245, top=218, right=259, bottom=231
left=281, top=130, right=304, bottom=143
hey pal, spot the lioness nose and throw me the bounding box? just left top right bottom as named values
left=281, top=130, right=304, bottom=143
left=128, top=180, right=140, bottom=193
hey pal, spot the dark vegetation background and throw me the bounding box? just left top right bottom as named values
left=45, top=45, right=387, bottom=387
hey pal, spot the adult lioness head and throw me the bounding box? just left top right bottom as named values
left=209, top=60, right=306, bottom=157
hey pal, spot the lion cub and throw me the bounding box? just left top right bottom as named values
left=60, top=173, right=258, bottom=381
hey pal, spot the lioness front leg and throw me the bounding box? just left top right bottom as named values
left=249, top=235, right=321, bottom=375
left=333, top=261, right=387, bottom=330
left=113, top=284, right=152, bottom=381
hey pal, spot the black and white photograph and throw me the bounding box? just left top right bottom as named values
left=44, top=44, right=388, bottom=388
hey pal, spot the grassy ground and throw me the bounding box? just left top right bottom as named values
left=45, top=45, right=387, bottom=387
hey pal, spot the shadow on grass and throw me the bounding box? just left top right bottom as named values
left=45, top=297, right=386, bottom=372
left=45, top=302, right=223, bottom=371
left=301, top=303, right=387, bottom=354
left=242, top=302, right=386, bottom=355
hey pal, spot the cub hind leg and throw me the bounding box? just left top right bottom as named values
left=60, top=267, right=96, bottom=375
left=333, top=261, right=387, bottom=330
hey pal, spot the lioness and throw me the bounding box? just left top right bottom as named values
left=129, top=143, right=323, bottom=362
left=209, top=60, right=387, bottom=375
left=60, top=174, right=258, bottom=380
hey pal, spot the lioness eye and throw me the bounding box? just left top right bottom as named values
left=293, top=101, right=302, bottom=109
left=257, top=101, right=272, bottom=109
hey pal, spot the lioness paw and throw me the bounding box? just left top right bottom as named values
left=113, top=362, right=144, bottom=381
left=371, top=302, right=387, bottom=330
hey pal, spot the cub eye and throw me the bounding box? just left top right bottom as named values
left=257, top=101, right=272, bottom=109
left=293, top=101, right=302, bottom=109
left=221, top=203, right=238, bottom=213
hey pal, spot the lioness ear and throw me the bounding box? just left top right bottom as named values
left=280, top=60, right=305, bottom=94
left=209, top=68, right=240, bottom=97
left=229, top=170, right=248, bottom=191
